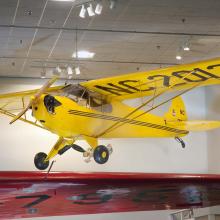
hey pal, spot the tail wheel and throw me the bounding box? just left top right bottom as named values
left=93, top=145, right=109, bottom=164
left=34, top=152, right=49, bottom=170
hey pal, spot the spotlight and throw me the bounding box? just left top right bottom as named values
left=87, top=3, right=95, bottom=16
left=55, top=66, right=62, bottom=73
left=53, top=65, right=62, bottom=76
left=68, top=74, right=73, bottom=79
left=67, top=66, right=73, bottom=75
left=79, top=5, right=86, bottom=18
left=95, top=2, right=103, bottom=15
left=41, top=71, right=46, bottom=79
left=75, top=66, right=81, bottom=75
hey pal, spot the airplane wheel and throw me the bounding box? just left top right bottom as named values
left=93, top=145, right=109, bottom=164
left=34, top=152, right=49, bottom=170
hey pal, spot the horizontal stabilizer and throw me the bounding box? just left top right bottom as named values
left=170, top=120, right=220, bottom=131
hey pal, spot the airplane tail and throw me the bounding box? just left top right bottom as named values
left=164, top=96, right=187, bottom=123
left=164, top=96, right=220, bottom=132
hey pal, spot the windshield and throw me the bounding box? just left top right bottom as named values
left=59, top=84, right=112, bottom=113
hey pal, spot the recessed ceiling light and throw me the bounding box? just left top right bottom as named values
left=183, top=46, right=190, bottom=51
left=183, top=43, right=190, bottom=51
left=183, top=41, right=190, bottom=51
left=72, top=50, right=95, bottom=59
left=176, top=55, right=182, bottom=60
left=75, top=66, right=81, bottom=75
left=182, top=38, right=191, bottom=51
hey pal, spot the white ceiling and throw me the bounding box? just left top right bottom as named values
left=0, top=0, right=220, bottom=80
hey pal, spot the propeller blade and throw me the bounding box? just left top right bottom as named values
left=9, top=102, right=32, bottom=124
left=32, top=76, right=58, bottom=103
left=10, top=76, right=58, bottom=124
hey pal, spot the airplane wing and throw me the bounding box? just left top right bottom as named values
left=0, top=86, right=63, bottom=128
left=0, top=171, right=220, bottom=219
left=80, top=57, right=220, bottom=101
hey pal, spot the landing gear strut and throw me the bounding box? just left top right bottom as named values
left=175, top=137, right=185, bottom=148
left=34, top=152, right=50, bottom=170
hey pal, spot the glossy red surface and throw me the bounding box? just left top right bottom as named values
left=1, top=172, right=220, bottom=219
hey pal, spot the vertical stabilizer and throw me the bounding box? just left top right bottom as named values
left=164, top=96, right=187, bottom=122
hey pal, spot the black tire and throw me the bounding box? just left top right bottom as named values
left=93, top=145, right=109, bottom=164
left=34, top=152, right=49, bottom=170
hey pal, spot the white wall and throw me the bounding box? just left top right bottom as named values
left=0, top=78, right=209, bottom=220
left=206, top=86, right=220, bottom=173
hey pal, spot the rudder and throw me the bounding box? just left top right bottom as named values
left=164, top=96, right=187, bottom=123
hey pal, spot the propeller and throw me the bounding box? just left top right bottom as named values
left=10, top=76, right=58, bottom=124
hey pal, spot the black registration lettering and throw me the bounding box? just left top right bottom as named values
left=95, top=83, right=134, bottom=96
left=16, top=194, right=51, bottom=208
left=118, top=80, right=155, bottom=92
left=148, top=75, right=171, bottom=87
left=193, top=68, right=220, bottom=79
left=207, top=63, right=220, bottom=70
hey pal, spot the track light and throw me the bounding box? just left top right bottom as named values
left=109, top=0, right=117, bottom=9
left=41, top=71, right=46, bottom=79
left=87, top=3, right=95, bottom=16
left=67, top=66, right=73, bottom=75
left=75, top=66, right=81, bottom=75
left=79, top=5, right=86, bottom=18
left=53, top=65, right=62, bottom=76
left=95, top=2, right=103, bottom=15
left=56, top=66, right=62, bottom=73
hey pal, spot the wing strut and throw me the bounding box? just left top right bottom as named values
left=0, top=108, right=47, bottom=130
left=95, top=70, right=203, bottom=137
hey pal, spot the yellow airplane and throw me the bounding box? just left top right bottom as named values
left=1, top=57, right=220, bottom=170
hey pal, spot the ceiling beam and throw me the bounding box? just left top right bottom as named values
left=0, top=75, right=88, bottom=81
left=0, top=56, right=177, bottom=66
left=0, top=24, right=220, bottom=37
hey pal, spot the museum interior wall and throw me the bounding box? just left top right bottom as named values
left=206, top=85, right=220, bottom=173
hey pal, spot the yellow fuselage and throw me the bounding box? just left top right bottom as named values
left=32, top=95, right=188, bottom=139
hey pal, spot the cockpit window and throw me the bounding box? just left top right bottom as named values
left=60, top=84, right=112, bottom=113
